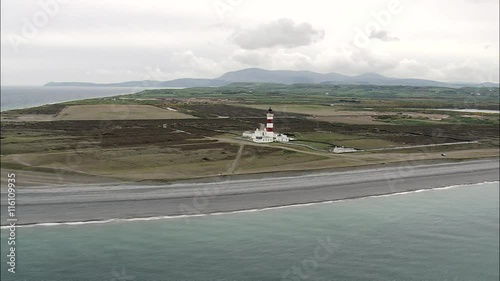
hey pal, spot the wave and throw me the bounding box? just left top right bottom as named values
left=2, top=181, right=498, bottom=229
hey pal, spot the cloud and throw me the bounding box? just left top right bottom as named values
left=369, top=30, right=400, bottom=42
left=94, top=69, right=115, bottom=75
left=229, top=47, right=400, bottom=76
left=169, top=50, right=221, bottom=77
left=431, top=59, right=499, bottom=82
left=230, top=18, right=324, bottom=49
left=232, top=50, right=271, bottom=65
left=234, top=49, right=313, bottom=70
left=2, top=0, right=499, bottom=85
left=385, top=58, right=428, bottom=78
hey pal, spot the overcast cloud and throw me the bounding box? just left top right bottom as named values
left=369, top=30, right=400, bottom=42
left=1, top=0, right=499, bottom=85
left=230, top=18, right=325, bottom=49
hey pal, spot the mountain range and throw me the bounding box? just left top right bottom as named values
left=45, top=68, right=499, bottom=88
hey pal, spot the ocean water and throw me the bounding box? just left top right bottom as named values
left=0, top=86, right=147, bottom=111
left=1, top=182, right=498, bottom=281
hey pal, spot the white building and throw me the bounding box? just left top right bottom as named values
left=242, top=107, right=290, bottom=143
left=331, top=146, right=357, bottom=153
left=274, top=133, right=290, bottom=142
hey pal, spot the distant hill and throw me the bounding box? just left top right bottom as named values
left=218, top=69, right=481, bottom=87
left=217, top=68, right=350, bottom=84
left=321, top=72, right=451, bottom=87
left=45, top=68, right=499, bottom=88
left=160, top=78, right=227, bottom=87
left=45, top=78, right=226, bottom=88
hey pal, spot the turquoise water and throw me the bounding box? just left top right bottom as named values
left=1, top=182, right=499, bottom=280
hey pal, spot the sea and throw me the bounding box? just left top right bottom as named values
left=1, top=182, right=498, bottom=281
left=0, top=86, right=160, bottom=111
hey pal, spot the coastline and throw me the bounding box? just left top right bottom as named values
left=2, top=156, right=498, bottom=188
left=4, top=181, right=498, bottom=229
left=1, top=159, right=498, bottom=226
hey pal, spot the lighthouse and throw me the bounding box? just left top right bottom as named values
left=241, top=107, right=290, bottom=143
left=266, top=107, right=274, bottom=133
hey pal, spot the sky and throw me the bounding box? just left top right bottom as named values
left=1, top=0, right=499, bottom=85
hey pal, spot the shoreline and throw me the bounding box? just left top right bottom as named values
left=3, top=156, right=497, bottom=188
left=1, top=159, right=498, bottom=226
left=3, top=180, right=497, bottom=228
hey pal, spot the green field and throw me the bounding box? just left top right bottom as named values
left=1, top=83, right=498, bottom=183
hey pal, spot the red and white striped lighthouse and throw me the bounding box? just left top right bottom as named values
left=266, top=107, right=274, bottom=133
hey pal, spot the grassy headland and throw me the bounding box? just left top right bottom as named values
left=1, top=83, right=498, bottom=185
